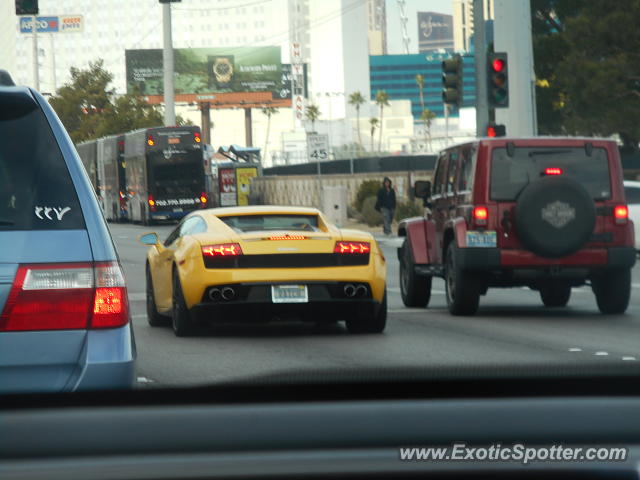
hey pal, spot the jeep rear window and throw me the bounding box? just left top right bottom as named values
left=490, top=147, right=611, bottom=201
left=0, top=94, right=85, bottom=230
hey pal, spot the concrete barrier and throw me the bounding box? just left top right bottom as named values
left=251, top=171, right=433, bottom=209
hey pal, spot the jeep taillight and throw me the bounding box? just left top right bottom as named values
left=614, top=205, right=628, bottom=225
left=0, top=262, right=129, bottom=332
left=472, top=206, right=488, bottom=227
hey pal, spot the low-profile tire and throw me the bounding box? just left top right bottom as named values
left=346, top=289, right=387, bottom=334
left=592, top=269, right=631, bottom=314
left=399, top=239, right=432, bottom=308
left=172, top=269, right=196, bottom=336
left=540, top=283, right=572, bottom=307
left=146, top=265, right=169, bottom=326
left=444, top=244, right=480, bottom=316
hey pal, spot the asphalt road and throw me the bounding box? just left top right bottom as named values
left=108, top=223, right=640, bottom=388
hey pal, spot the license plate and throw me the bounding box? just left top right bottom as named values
left=271, top=285, right=308, bottom=303
left=466, top=231, right=497, bottom=247
left=173, top=208, right=183, bottom=212
left=168, top=137, right=180, bottom=144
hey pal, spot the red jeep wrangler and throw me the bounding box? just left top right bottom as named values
left=398, top=137, right=636, bottom=316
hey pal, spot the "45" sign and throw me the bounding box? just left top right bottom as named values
left=307, top=133, right=329, bottom=162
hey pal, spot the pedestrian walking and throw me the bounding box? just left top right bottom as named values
left=375, top=177, right=396, bottom=235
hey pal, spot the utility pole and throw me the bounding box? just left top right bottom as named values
left=473, top=0, right=489, bottom=137
left=397, top=0, right=410, bottom=54
left=161, top=1, right=176, bottom=126
left=32, top=17, right=39, bottom=91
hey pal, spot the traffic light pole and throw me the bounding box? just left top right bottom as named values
left=473, top=0, right=489, bottom=137
left=162, top=1, right=176, bottom=126
left=32, top=17, right=39, bottom=91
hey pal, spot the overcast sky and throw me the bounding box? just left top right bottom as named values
left=385, top=0, right=454, bottom=54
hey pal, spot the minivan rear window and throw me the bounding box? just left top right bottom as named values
left=0, top=96, right=84, bottom=230
left=490, top=147, right=611, bottom=200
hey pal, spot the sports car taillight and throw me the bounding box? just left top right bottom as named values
left=202, top=243, right=243, bottom=257
left=614, top=205, right=629, bottom=225
left=0, top=262, right=129, bottom=332
left=334, top=241, right=370, bottom=254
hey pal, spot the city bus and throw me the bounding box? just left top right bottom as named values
left=124, top=126, right=207, bottom=224
left=96, top=134, right=127, bottom=222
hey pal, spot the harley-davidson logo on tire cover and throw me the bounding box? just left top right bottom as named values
left=541, top=200, right=576, bottom=229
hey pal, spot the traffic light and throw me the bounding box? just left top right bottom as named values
left=442, top=54, right=463, bottom=107
left=486, top=123, right=506, bottom=137
left=15, top=0, right=38, bottom=15
left=487, top=52, right=509, bottom=108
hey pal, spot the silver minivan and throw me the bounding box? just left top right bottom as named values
left=0, top=72, right=135, bottom=393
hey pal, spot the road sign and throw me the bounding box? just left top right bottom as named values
left=19, top=15, right=83, bottom=33
left=307, top=133, right=329, bottom=162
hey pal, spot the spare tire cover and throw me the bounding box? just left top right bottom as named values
left=515, top=176, right=596, bottom=258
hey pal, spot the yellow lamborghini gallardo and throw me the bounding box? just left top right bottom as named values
left=139, top=206, right=387, bottom=336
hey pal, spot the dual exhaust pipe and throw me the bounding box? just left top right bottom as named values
left=209, top=287, right=236, bottom=302
left=343, top=284, right=368, bottom=298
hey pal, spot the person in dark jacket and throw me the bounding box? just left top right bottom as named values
left=375, top=177, right=396, bottom=235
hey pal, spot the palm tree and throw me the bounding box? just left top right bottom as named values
left=375, top=90, right=390, bottom=153
left=420, top=108, right=437, bottom=150
left=415, top=74, right=425, bottom=112
left=348, top=91, right=366, bottom=151
left=369, top=117, right=379, bottom=153
left=261, top=106, right=278, bottom=163
left=305, top=103, right=321, bottom=132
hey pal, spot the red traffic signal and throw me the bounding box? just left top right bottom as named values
left=487, top=52, right=509, bottom=108
left=486, top=123, right=506, bottom=137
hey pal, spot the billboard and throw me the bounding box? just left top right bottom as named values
left=417, top=12, right=453, bottom=53
left=218, top=168, right=237, bottom=207
left=19, top=15, right=83, bottom=33
left=126, top=47, right=282, bottom=96
left=236, top=167, right=259, bottom=206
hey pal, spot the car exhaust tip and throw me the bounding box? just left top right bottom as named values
left=209, top=288, right=222, bottom=301
left=221, top=287, right=236, bottom=301
left=344, top=284, right=356, bottom=298
left=355, top=285, right=368, bottom=297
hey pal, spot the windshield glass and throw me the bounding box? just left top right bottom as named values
left=490, top=147, right=611, bottom=200
left=2, top=0, right=640, bottom=398
left=220, top=214, right=319, bottom=232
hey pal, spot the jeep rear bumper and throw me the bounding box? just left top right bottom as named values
left=458, top=247, right=636, bottom=271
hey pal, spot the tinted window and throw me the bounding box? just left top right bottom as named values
left=180, top=216, right=206, bottom=236
left=625, top=186, right=640, bottom=204
left=490, top=147, right=611, bottom=200
left=0, top=98, right=85, bottom=230
left=220, top=214, right=319, bottom=232
left=446, top=152, right=458, bottom=194
left=458, top=148, right=475, bottom=192
left=432, top=155, right=448, bottom=195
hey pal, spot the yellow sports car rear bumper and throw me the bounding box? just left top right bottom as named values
left=178, top=256, right=386, bottom=309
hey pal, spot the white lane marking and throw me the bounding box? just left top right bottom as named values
left=136, top=376, right=155, bottom=383
left=622, top=356, right=637, bottom=361
left=633, top=283, right=640, bottom=289
left=594, top=351, right=609, bottom=356
left=568, top=347, right=582, bottom=352
left=388, top=287, right=444, bottom=295
left=388, top=308, right=426, bottom=313
left=128, top=293, right=146, bottom=301
left=132, top=314, right=147, bottom=319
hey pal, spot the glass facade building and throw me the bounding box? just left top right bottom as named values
left=369, top=53, right=476, bottom=120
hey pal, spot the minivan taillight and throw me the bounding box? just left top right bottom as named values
left=614, top=205, right=629, bottom=225
left=472, top=206, right=488, bottom=227
left=0, top=262, right=129, bottom=332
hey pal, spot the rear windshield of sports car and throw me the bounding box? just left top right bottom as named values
left=219, top=214, right=320, bottom=232
left=490, top=147, right=611, bottom=201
